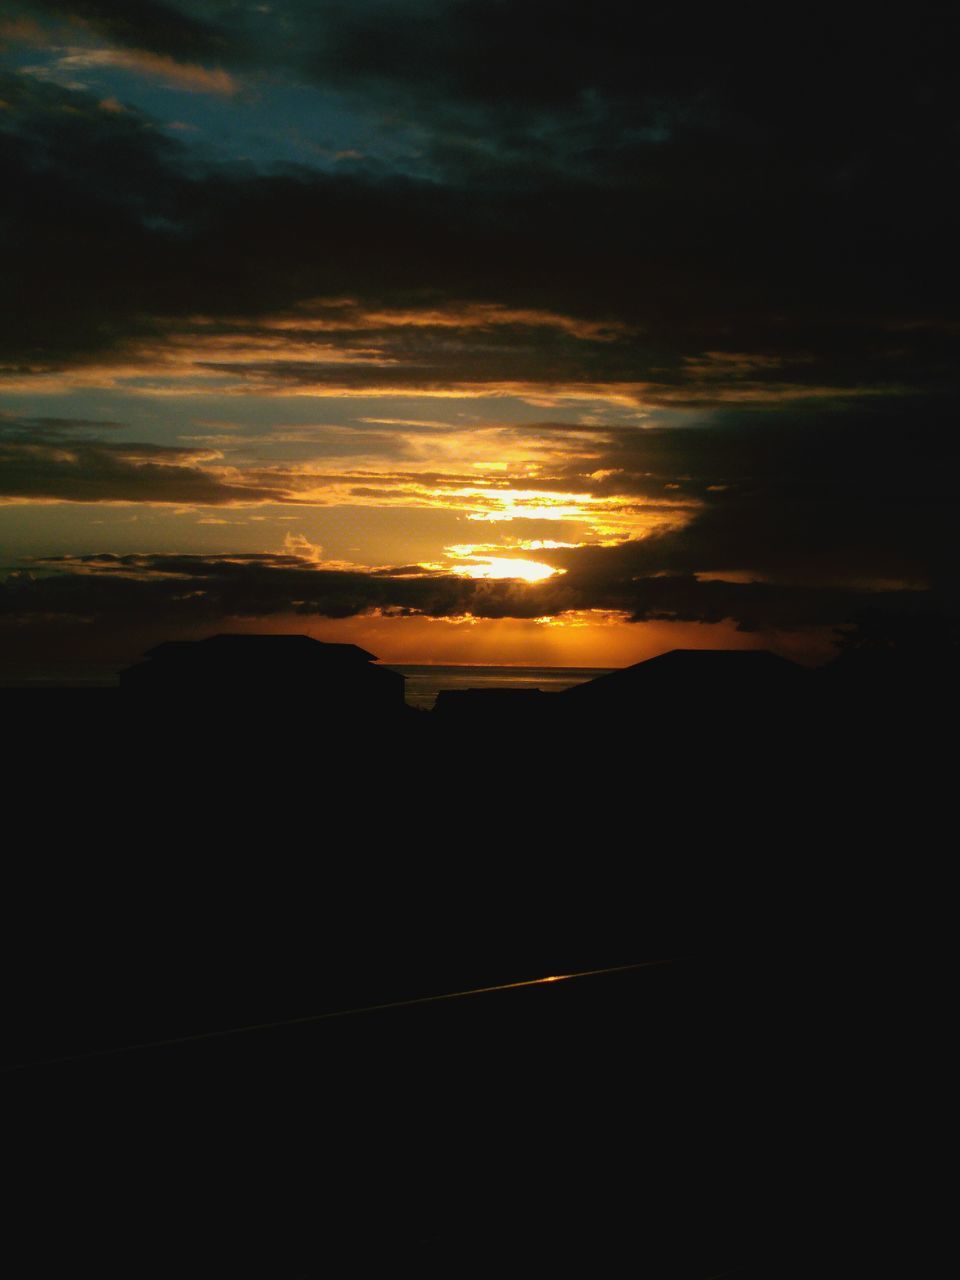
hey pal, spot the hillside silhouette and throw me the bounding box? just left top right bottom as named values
left=105, top=620, right=960, bottom=734
left=4, top=617, right=951, bottom=1277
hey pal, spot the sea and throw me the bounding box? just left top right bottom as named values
left=391, top=664, right=614, bottom=710
left=0, top=661, right=614, bottom=706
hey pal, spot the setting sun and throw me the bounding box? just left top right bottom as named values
left=452, top=557, right=562, bottom=582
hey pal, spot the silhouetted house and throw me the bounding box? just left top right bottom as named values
left=565, top=648, right=809, bottom=725
left=120, top=634, right=405, bottom=716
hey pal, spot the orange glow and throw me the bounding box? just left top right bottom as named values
left=234, top=611, right=777, bottom=667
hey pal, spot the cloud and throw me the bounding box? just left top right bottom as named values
left=52, top=47, right=237, bottom=94
left=2, top=38, right=957, bottom=400
left=2, top=398, right=955, bottom=598
left=23, top=0, right=232, bottom=64
left=1, top=3, right=956, bottom=664
left=0, top=437, right=287, bottom=504
left=0, top=413, right=126, bottom=438
left=1, top=548, right=942, bottom=642
left=552, top=401, right=959, bottom=589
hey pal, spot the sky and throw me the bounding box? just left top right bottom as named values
left=1, top=1, right=957, bottom=668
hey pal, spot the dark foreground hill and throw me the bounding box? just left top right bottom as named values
left=3, top=640, right=950, bottom=1277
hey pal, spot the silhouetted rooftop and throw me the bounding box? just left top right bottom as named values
left=120, top=633, right=406, bottom=706
left=566, top=648, right=807, bottom=699
left=143, top=634, right=378, bottom=664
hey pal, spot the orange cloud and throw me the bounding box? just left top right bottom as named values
left=55, top=48, right=236, bottom=95
left=254, top=300, right=634, bottom=341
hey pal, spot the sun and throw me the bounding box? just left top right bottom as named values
left=453, top=557, right=561, bottom=582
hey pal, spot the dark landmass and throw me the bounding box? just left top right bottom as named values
left=4, top=624, right=952, bottom=1276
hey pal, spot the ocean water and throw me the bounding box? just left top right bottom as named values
left=390, top=665, right=614, bottom=710
left=0, top=660, right=614, bottom=704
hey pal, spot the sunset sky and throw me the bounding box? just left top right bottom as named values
left=2, top=2, right=956, bottom=669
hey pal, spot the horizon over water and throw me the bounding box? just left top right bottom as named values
left=0, top=659, right=615, bottom=706
left=391, top=664, right=616, bottom=710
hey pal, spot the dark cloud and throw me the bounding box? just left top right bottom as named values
left=25, top=0, right=232, bottom=62
left=540, top=400, right=960, bottom=589
left=3, top=7, right=958, bottom=391
left=0, top=549, right=942, bottom=666
left=0, top=414, right=126, bottom=438
left=0, top=74, right=194, bottom=366
left=1, top=2, right=957, bottom=660
left=233, top=2, right=960, bottom=193
left=0, top=437, right=287, bottom=504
